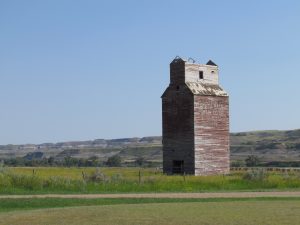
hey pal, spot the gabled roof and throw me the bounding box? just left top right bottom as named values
left=185, top=82, right=228, bottom=96
left=171, top=56, right=197, bottom=64
left=206, top=60, right=217, bottom=66
left=171, top=57, right=218, bottom=66
left=171, top=56, right=186, bottom=64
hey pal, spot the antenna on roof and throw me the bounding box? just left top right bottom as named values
left=188, top=57, right=196, bottom=63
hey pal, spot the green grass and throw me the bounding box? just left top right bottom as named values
left=1, top=200, right=300, bottom=225
left=0, top=197, right=300, bottom=213
left=1, top=167, right=300, bottom=194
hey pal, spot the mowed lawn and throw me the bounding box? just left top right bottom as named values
left=0, top=200, right=300, bottom=225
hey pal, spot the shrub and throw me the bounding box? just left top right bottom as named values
left=0, top=162, right=6, bottom=174
left=106, top=155, right=121, bottom=167
left=243, top=168, right=268, bottom=181
left=245, top=155, right=260, bottom=167
left=135, top=157, right=146, bottom=166
left=144, top=176, right=156, bottom=184
left=44, top=176, right=86, bottom=191
left=0, top=173, right=12, bottom=189
left=8, top=173, right=43, bottom=190
left=231, top=160, right=245, bottom=167
left=85, top=168, right=108, bottom=183
left=111, top=173, right=123, bottom=183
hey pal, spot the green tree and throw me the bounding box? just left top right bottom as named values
left=135, top=157, right=146, bottom=166
left=64, top=156, right=79, bottom=167
left=47, top=157, right=55, bottom=166
left=106, top=155, right=121, bottom=167
left=245, top=155, right=259, bottom=167
left=88, top=156, right=99, bottom=167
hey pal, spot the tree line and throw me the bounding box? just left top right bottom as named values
left=1, top=154, right=299, bottom=168
left=0, top=155, right=158, bottom=167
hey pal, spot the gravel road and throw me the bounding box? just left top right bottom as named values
left=1, top=192, right=300, bottom=199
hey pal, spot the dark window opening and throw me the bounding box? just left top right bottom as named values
left=176, top=85, right=180, bottom=90
left=211, top=70, right=215, bottom=74
left=199, top=71, right=204, bottom=79
left=172, top=160, right=184, bottom=174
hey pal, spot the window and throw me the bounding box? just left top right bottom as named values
left=199, top=71, right=204, bottom=79
left=176, top=85, right=180, bottom=90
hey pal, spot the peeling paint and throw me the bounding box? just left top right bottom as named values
left=162, top=57, right=229, bottom=176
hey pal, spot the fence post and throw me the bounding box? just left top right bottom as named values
left=139, top=170, right=141, bottom=184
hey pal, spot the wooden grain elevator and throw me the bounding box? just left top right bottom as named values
left=162, top=56, right=229, bottom=175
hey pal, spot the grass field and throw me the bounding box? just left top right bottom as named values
left=0, top=197, right=299, bottom=212
left=1, top=167, right=300, bottom=224
left=1, top=167, right=300, bottom=194
left=0, top=198, right=299, bottom=225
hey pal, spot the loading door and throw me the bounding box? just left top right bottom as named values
left=172, top=160, right=184, bottom=174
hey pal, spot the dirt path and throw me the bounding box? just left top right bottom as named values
left=1, top=192, right=300, bottom=199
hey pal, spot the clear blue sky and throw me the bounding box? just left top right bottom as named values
left=1, top=0, right=300, bottom=144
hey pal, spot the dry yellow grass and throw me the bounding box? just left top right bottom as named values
left=3, top=167, right=300, bottom=194
left=10, top=167, right=156, bottom=179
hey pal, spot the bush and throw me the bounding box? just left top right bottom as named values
left=85, top=168, right=108, bottom=183
left=111, top=173, right=123, bottom=183
left=231, top=160, right=245, bottom=167
left=44, top=176, right=86, bottom=191
left=106, top=155, right=121, bottom=167
left=0, top=162, right=6, bottom=174
left=243, top=168, right=268, bottom=181
left=8, top=173, right=43, bottom=190
left=245, top=155, right=260, bottom=167
left=0, top=173, right=12, bottom=189
left=135, top=157, right=146, bottom=166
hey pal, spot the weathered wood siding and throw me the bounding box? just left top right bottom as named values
left=194, top=95, right=230, bottom=175
left=170, top=59, right=185, bottom=85
left=185, top=63, right=219, bottom=84
left=162, top=85, right=195, bottom=175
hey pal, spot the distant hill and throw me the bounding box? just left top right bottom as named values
left=1, top=130, right=300, bottom=165
left=230, top=129, right=300, bottom=165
